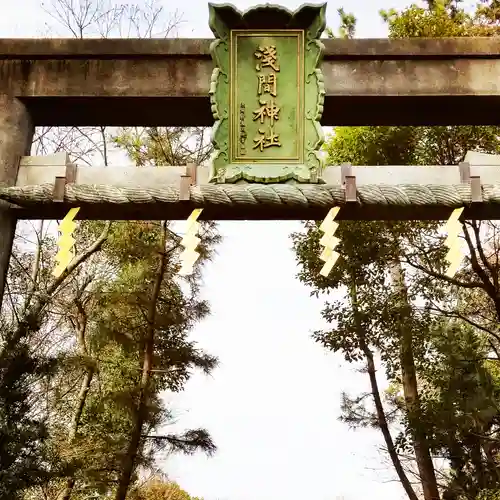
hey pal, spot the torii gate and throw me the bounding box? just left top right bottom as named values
left=1, top=2, right=500, bottom=303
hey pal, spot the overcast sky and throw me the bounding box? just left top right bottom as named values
left=0, top=0, right=475, bottom=498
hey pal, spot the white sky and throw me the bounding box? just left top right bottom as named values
left=1, top=0, right=477, bottom=498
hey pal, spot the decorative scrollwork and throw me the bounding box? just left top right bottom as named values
left=208, top=2, right=327, bottom=184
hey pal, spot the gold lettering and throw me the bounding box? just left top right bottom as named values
left=253, top=99, right=280, bottom=126
left=257, top=73, right=277, bottom=97
left=255, top=45, right=280, bottom=72
left=252, top=44, right=281, bottom=153
left=239, top=102, right=247, bottom=155
left=253, top=127, right=281, bottom=152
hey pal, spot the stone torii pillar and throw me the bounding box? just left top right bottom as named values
left=0, top=96, right=34, bottom=309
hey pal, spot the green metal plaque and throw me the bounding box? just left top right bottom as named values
left=209, top=3, right=327, bottom=184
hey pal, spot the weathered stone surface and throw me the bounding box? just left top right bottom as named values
left=0, top=96, right=33, bottom=307
left=1, top=37, right=500, bottom=126
left=2, top=36, right=500, bottom=56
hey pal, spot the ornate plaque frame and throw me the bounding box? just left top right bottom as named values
left=208, top=3, right=327, bottom=184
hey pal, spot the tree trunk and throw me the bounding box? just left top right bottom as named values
left=350, top=277, right=419, bottom=500
left=390, top=261, right=440, bottom=500
left=363, top=339, right=420, bottom=500
left=470, top=435, right=486, bottom=492
left=114, top=223, right=168, bottom=500
left=60, top=368, right=94, bottom=500
left=482, top=441, right=500, bottom=483
left=60, top=302, right=95, bottom=500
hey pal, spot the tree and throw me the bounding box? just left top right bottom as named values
left=3, top=1, right=221, bottom=499
left=293, top=2, right=500, bottom=500
left=129, top=476, right=203, bottom=500
left=0, top=218, right=110, bottom=500
left=104, top=219, right=219, bottom=500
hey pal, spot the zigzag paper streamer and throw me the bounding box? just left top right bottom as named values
left=319, top=207, right=341, bottom=277
left=53, top=207, right=80, bottom=277
left=443, top=207, right=464, bottom=278
left=179, top=209, right=203, bottom=276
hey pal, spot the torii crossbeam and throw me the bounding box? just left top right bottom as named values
left=0, top=151, right=498, bottom=222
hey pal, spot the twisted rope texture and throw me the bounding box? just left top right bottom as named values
left=0, top=183, right=498, bottom=208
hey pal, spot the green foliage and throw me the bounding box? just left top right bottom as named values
left=380, top=1, right=474, bottom=37
left=129, top=477, right=203, bottom=500
left=419, top=323, right=500, bottom=498
left=295, top=2, right=500, bottom=499
left=326, top=7, right=357, bottom=39
left=381, top=0, right=500, bottom=37
left=0, top=231, right=68, bottom=499
left=0, top=342, right=60, bottom=499
left=52, top=218, right=220, bottom=497
left=325, top=126, right=424, bottom=165
left=112, top=127, right=212, bottom=167
left=2, top=135, right=220, bottom=499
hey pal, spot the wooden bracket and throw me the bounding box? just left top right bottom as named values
left=459, top=161, right=470, bottom=183
left=341, top=163, right=357, bottom=203
left=341, top=162, right=351, bottom=185
left=345, top=176, right=357, bottom=203
left=470, top=176, right=482, bottom=203
left=11, top=155, right=22, bottom=186
left=179, top=163, right=197, bottom=201
left=53, top=161, right=77, bottom=202
left=458, top=161, right=482, bottom=203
